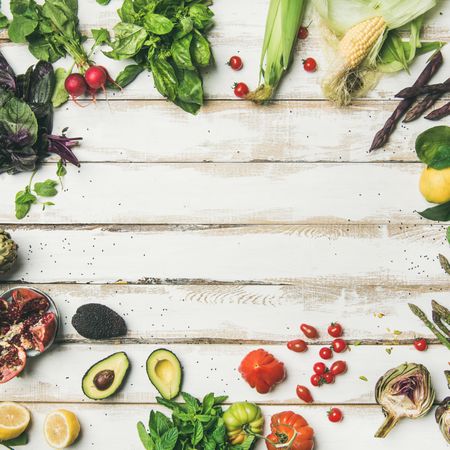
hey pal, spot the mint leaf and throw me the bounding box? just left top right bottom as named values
left=191, top=421, right=203, bottom=446
left=161, top=427, right=178, bottom=450
left=34, top=179, right=58, bottom=197
left=137, top=422, right=153, bottom=450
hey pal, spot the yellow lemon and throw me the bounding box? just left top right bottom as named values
left=0, top=402, right=30, bottom=441
left=419, top=166, right=450, bottom=204
left=44, top=409, right=80, bottom=449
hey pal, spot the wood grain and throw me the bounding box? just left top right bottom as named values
left=12, top=403, right=450, bottom=450
left=1, top=344, right=448, bottom=405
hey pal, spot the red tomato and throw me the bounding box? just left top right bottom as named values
left=233, top=82, right=249, bottom=98
left=319, top=347, right=333, bottom=360
left=287, top=339, right=308, bottom=353
left=300, top=323, right=318, bottom=339
left=313, top=362, right=326, bottom=375
left=327, top=323, right=343, bottom=338
left=297, top=26, right=309, bottom=39
left=323, top=372, right=335, bottom=384
left=328, top=408, right=343, bottom=423
left=310, top=374, right=322, bottom=387
left=296, top=385, right=313, bottom=403
left=239, top=349, right=285, bottom=394
left=228, top=55, right=243, bottom=71
left=266, top=411, right=314, bottom=450
left=303, top=57, right=317, bottom=72
left=414, top=338, right=427, bottom=351
left=330, top=360, right=347, bottom=376
left=332, top=338, right=347, bottom=353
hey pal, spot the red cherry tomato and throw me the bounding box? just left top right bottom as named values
left=414, top=338, right=427, bottom=351
left=233, top=82, right=249, bottom=98
left=332, top=338, right=347, bottom=353
left=310, top=374, right=322, bottom=387
left=319, top=347, right=333, bottom=360
left=313, top=362, right=327, bottom=375
left=287, top=339, right=308, bottom=353
left=296, top=385, right=313, bottom=403
left=303, top=57, right=317, bottom=73
left=330, top=360, right=347, bottom=376
left=327, top=323, right=343, bottom=338
left=297, top=26, right=309, bottom=40
left=300, top=323, right=318, bottom=339
left=328, top=408, right=343, bottom=423
left=323, top=372, right=335, bottom=384
left=228, top=55, right=243, bottom=71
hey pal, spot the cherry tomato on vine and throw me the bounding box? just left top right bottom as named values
left=297, top=26, right=309, bottom=40
left=228, top=55, right=243, bottom=71
left=233, top=82, right=249, bottom=98
left=296, top=385, right=313, bottom=403
left=300, top=323, right=318, bottom=339
left=313, top=362, right=327, bottom=375
left=328, top=323, right=343, bottom=338
left=330, top=360, right=347, bottom=376
left=310, top=374, right=322, bottom=387
left=303, top=57, right=317, bottom=73
left=287, top=339, right=308, bottom=353
left=323, top=372, right=335, bottom=384
left=332, top=338, right=347, bottom=353
left=414, top=338, right=428, bottom=351
left=328, top=408, right=343, bottom=423
left=319, top=347, right=333, bottom=360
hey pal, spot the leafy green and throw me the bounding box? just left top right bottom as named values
left=92, top=28, right=111, bottom=46
left=104, top=0, right=214, bottom=113
left=419, top=201, right=450, bottom=222
left=3, top=431, right=29, bottom=446
left=15, top=185, right=37, bottom=219
left=52, top=67, right=69, bottom=107
left=96, top=0, right=111, bottom=4
left=447, top=227, right=450, bottom=245
left=137, top=392, right=229, bottom=450
left=34, top=179, right=58, bottom=196
left=416, top=126, right=450, bottom=170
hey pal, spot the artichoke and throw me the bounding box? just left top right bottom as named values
left=0, top=229, right=18, bottom=274
left=374, top=362, right=435, bottom=438
left=436, top=397, right=450, bottom=444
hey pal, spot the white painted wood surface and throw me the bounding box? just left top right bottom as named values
left=0, top=0, right=449, bottom=448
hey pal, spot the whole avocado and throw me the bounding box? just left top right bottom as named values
left=72, top=303, right=127, bottom=340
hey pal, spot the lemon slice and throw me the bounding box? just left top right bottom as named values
left=0, top=402, right=31, bottom=441
left=44, top=410, right=80, bottom=449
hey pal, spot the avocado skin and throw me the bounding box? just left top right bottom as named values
left=82, top=351, right=130, bottom=400
left=72, top=303, right=127, bottom=339
left=146, top=348, right=182, bottom=400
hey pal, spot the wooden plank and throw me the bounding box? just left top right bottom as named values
left=0, top=283, right=447, bottom=343
left=11, top=403, right=449, bottom=450
left=7, top=99, right=447, bottom=164
left=1, top=1, right=449, bottom=100
left=0, top=163, right=442, bottom=224
left=0, top=225, right=447, bottom=285
left=0, top=343, right=447, bottom=404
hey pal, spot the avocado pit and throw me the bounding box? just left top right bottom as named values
left=93, top=369, right=115, bottom=391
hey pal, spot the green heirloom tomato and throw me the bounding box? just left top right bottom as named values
left=223, top=402, right=264, bottom=445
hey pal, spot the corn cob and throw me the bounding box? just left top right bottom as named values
left=338, top=16, right=386, bottom=70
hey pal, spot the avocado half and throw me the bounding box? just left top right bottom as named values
left=146, top=349, right=182, bottom=400
left=82, top=352, right=130, bottom=400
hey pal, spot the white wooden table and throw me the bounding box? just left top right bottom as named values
left=1, top=0, right=449, bottom=448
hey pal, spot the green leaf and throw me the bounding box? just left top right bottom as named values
left=177, top=70, right=203, bottom=106
left=174, top=17, right=193, bottom=40
left=118, top=0, right=137, bottom=23
left=52, top=67, right=69, bottom=107
left=191, top=421, right=203, bottom=446
left=160, top=428, right=178, bottom=450
left=359, top=375, right=368, bottom=382
left=181, top=392, right=199, bottom=411
left=92, top=27, right=110, bottom=45
left=114, top=64, right=144, bottom=89
left=211, top=419, right=226, bottom=444
left=57, top=159, right=67, bottom=177
left=419, top=201, right=450, bottom=222
left=34, top=179, right=58, bottom=197
left=137, top=422, right=154, bottom=450
left=3, top=431, right=29, bottom=446
left=104, top=23, right=148, bottom=60
left=201, top=393, right=215, bottom=414
left=96, top=0, right=111, bottom=4
left=189, top=4, right=214, bottom=29
left=144, top=13, right=174, bottom=35
left=151, top=411, right=172, bottom=436
left=192, top=33, right=211, bottom=67
left=0, top=12, right=9, bottom=29
left=416, top=126, right=450, bottom=170
left=15, top=186, right=37, bottom=220
left=150, top=55, right=178, bottom=101
left=213, top=395, right=227, bottom=405
left=447, top=226, right=450, bottom=245
left=171, top=34, right=194, bottom=70
left=8, top=16, right=37, bottom=43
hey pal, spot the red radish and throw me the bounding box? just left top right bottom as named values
left=97, top=65, right=122, bottom=89
left=84, top=66, right=108, bottom=91
left=64, top=73, right=87, bottom=100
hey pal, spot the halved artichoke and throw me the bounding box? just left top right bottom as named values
left=436, top=397, right=450, bottom=444
left=374, top=362, right=435, bottom=438
left=0, top=229, right=18, bottom=274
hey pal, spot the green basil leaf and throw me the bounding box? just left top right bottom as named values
left=192, top=34, right=211, bottom=67
left=114, top=64, right=144, bottom=89
left=171, top=34, right=194, bottom=70
left=144, top=13, right=174, bottom=35
left=34, top=179, right=58, bottom=197
left=189, top=4, right=214, bottom=29
left=8, top=16, right=37, bottom=43
left=419, top=201, right=450, bottom=222
left=92, top=28, right=110, bottom=46
left=177, top=70, right=203, bottom=106
left=104, top=23, right=148, bottom=60
left=416, top=126, right=450, bottom=169
left=150, top=56, right=178, bottom=101
left=52, top=67, right=69, bottom=107
left=174, top=17, right=193, bottom=40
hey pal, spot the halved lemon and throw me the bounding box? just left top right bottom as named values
left=0, top=402, right=31, bottom=441
left=44, top=409, right=80, bottom=449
